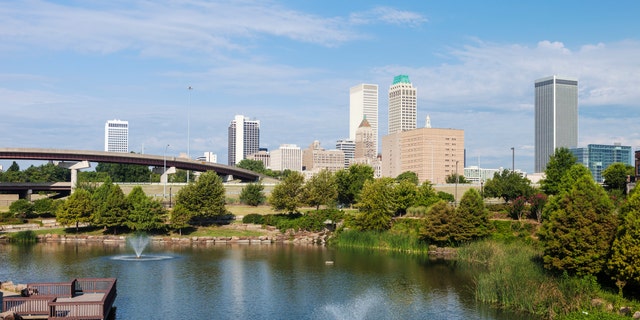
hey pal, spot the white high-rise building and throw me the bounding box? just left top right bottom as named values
left=104, top=119, right=128, bottom=153
left=228, top=115, right=260, bottom=165
left=534, top=75, right=578, bottom=173
left=335, top=139, right=355, bottom=168
left=350, top=84, right=378, bottom=152
left=270, top=144, right=302, bottom=172
left=388, top=75, right=417, bottom=135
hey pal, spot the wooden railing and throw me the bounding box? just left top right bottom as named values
left=3, top=296, right=55, bottom=316
left=28, top=281, right=75, bottom=298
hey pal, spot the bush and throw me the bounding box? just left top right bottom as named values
left=405, top=206, right=427, bottom=217
left=260, top=209, right=345, bottom=232
left=10, top=230, right=38, bottom=243
left=242, top=213, right=264, bottom=224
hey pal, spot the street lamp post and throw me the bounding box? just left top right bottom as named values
left=187, top=86, right=192, bottom=184
left=163, top=144, right=170, bottom=198
left=455, top=160, right=459, bottom=206
left=511, top=147, right=515, bottom=172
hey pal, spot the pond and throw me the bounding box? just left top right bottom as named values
left=0, top=241, right=538, bottom=319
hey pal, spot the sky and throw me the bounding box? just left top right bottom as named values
left=1, top=0, right=639, bottom=174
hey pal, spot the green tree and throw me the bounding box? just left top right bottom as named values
left=538, top=174, right=617, bottom=276
left=455, top=188, right=489, bottom=242
left=269, top=171, right=305, bottom=212
left=437, top=191, right=455, bottom=203
left=607, top=191, right=640, bottom=294
left=236, top=159, right=267, bottom=174
left=394, top=180, right=417, bottom=215
left=541, top=147, right=577, bottom=196
left=239, top=182, right=266, bottom=206
left=483, top=169, right=533, bottom=203
left=9, top=199, right=34, bottom=218
left=92, top=185, right=129, bottom=234
left=396, top=171, right=419, bottom=185
left=603, top=162, right=634, bottom=193
left=125, top=186, right=166, bottom=232
left=95, top=162, right=152, bottom=182
left=33, top=198, right=58, bottom=216
left=0, top=161, right=26, bottom=182
left=56, top=189, right=94, bottom=233
left=335, top=164, right=374, bottom=207
left=175, top=171, right=227, bottom=223
left=422, top=201, right=455, bottom=246
left=170, top=203, right=192, bottom=235
left=446, top=173, right=469, bottom=184
left=352, top=178, right=396, bottom=231
left=413, top=182, right=441, bottom=208
left=302, top=169, right=338, bottom=210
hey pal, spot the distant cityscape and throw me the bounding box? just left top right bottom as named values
left=103, top=75, right=635, bottom=185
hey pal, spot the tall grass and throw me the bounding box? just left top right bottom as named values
left=330, top=229, right=428, bottom=253
left=9, top=230, right=38, bottom=243
left=458, top=241, right=602, bottom=318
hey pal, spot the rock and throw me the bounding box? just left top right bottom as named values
left=591, top=298, right=605, bottom=308
left=620, top=307, right=632, bottom=316
left=0, top=311, right=22, bottom=320
left=633, top=311, right=640, bottom=319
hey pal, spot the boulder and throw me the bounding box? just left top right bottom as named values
left=0, top=311, right=22, bottom=320
left=633, top=311, right=640, bottom=319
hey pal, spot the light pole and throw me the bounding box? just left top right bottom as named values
left=455, top=160, right=459, bottom=206
left=511, top=147, right=515, bottom=172
left=163, top=144, right=170, bottom=198
left=187, top=86, right=192, bottom=183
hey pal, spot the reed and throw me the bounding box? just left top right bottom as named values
left=330, top=229, right=428, bottom=253
left=9, top=230, right=38, bottom=243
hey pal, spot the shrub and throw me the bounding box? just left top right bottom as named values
left=242, top=213, right=264, bottom=224
left=10, top=230, right=38, bottom=243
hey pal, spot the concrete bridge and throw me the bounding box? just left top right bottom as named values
left=0, top=148, right=261, bottom=195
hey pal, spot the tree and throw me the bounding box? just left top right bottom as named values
left=455, top=188, right=489, bottom=242
left=93, top=184, right=129, bottom=234
left=0, top=161, right=25, bottom=182
left=239, top=183, right=266, bottom=206
left=483, top=169, right=533, bottom=203
left=170, top=203, right=191, bottom=235
left=125, top=186, right=166, bottom=232
left=422, top=201, right=456, bottom=246
left=413, top=182, right=441, bottom=208
left=302, top=169, right=338, bottom=210
left=446, top=173, right=469, bottom=184
left=9, top=199, right=33, bottom=218
left=607, top=191, right=640, bottom=294
left=396, top=171, right=419, bottom=185
left=541, top=147, right=577, bottom=196
left=175, top=171, right=227, bottom=223
left=33, top=198, right=58, bottom=216
left=56, top=189, right=94, bottom=233
left=236, top=159, right=267, bottom=174
left=603, top=162, right=634, bottom=193
left=269, top=171, right=305, bottom=212
left=529, top=193, right=547, bottom=223
left=394, top=180, right=417, bottom=215
left=538, top=174, right=617, bottom=276
left=335, top=164, right=374, bottom=207
left=95, top=162, right=152, bottom=182
left=352, top=178, right=397, bottom=231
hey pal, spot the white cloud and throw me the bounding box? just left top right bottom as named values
left=350, top=6, right=427, bottom=27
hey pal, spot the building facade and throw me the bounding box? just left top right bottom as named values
left=335, top=139, right=355, bottom=169
left=302, top=141, right=345, bottom=174
left=388, top=75, right=417, bottom=135
left=104, top=119, right=129, bottom=153
left=228, top=115, right=260, bottom=165
left=354, top=117, right=377, bottom=161
left=570, top=143, right=633, bottom=183
left=381, top=127, right=464, bottom=184
left=196, top=152, right=217, bottom=163
left=247, top=149, right=270, bottom=169
left=350, top=84, right=379, bottom=152
left=535, top=75, right=578, bottom=173
left=270, top=144, right=302, bottom=172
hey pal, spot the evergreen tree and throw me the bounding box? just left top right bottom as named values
left=56, top=189, right=94, bottom=233
left=239, top=182, right=266, bottom=206
left=302, top=169, right=338, bottom=210
left=269, top=171, right=305, bottom=212
left=541, top=147, right=577, bottom=196
left=607, top=190, right=640, bottom=294
left=170, top=203, right=191, bottom=235
left=455, top=188, right=489, bottom=242
left=538, top=174, right=617, bottom=276
left=93, top=185, right=129, bottom=234
left=335, top=164, right=374, bottom=207
left=394, top=180, right=417, bottom=215
left=352, top=178, right=397, bottom=231
left=125, top=186, right=166, bottom=232
left=413, top=182, right=441, bottom=208
left=175, top=171, right=227, bottom=222
left=422, top=201, right=455, bottom=246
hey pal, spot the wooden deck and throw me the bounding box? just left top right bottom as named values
left=2, top=278, right=116, bottom=320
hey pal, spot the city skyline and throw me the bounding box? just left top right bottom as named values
left=1, top=1, right=640, bottom=173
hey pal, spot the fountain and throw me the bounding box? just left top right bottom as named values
left=111, top=234, right=173, bottom=261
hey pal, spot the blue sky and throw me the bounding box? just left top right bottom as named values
left=1, top=0, right=639, bottom=174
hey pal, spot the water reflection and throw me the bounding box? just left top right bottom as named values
left=0, top=242, right=539, bottom=320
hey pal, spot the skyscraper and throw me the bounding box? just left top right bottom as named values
left=534, top=75, right=578, bottom=173
left=350, top=84, right=378, bottom=152
left=104, top=119, right=128, bottom=153
left=335, top=138, right=355, bottom=168
left=355, top=117, right=376, bottom=161
left=570, top=143, right=633, bottom=183
left=388, top=75, right=417, bottom=135
left=228, top=115, right=260, bottom=165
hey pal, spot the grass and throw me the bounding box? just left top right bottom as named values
left=330, top=229, right=428, bottom=254
left=179, top=226, right=266, bottom=238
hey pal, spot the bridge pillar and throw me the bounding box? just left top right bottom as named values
left=162, top=167, right=176, bottom=197
left=56, top=161, right=91, bottom=193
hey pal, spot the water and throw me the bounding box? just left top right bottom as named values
left=0, top=242, right=538, bottom=319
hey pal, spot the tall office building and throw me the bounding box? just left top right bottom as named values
left=335, top=139, right=355, bottom=168
left=388, top=75, right=417, bottom=135
left=350, top=84, right=379, bottom=152
left=535, top=75, right=578, bottom=173
left=104, top=119, right=129, bottom=153
left=354, top=117, right=376, bottom=161
left=270, top=144, right=302, bottom=172
left=302, top=141, right=345, bottom=174
left=570, top=143, right=633, bottom=183
left=228, top=115, right=260, bottom=165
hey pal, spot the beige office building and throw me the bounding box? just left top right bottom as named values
left=302, top=141, right=345, bottom=174
left=270, top=144, right=302, bottom=172
left=381, top=127, right=464, bottom=184
left=350, top=84, right=379, bottom=152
